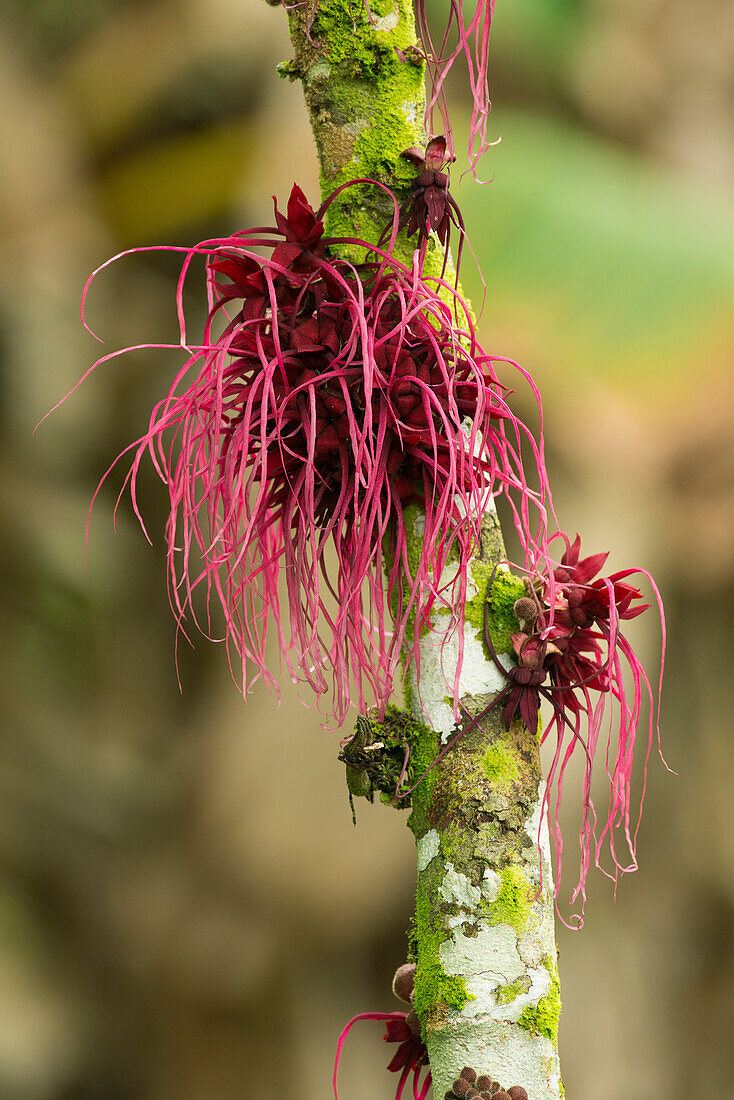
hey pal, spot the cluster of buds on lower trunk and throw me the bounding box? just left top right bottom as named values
left=446, top=1066, right=528, bottom=1100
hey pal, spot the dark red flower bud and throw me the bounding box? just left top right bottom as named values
left=324, top=394, right=347, bottom=416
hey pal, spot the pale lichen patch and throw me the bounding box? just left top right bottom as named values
left=406, top=620, right=511, bottom=740
left=481, top=867, right=501, bottom=903
left=416, top=828, right=440, bottom=871
left=373, top=4, right=399, bottom=32
left=439, top=863, right=481, bottom=909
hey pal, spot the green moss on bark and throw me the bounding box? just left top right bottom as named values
left=287, top=0, right=428, bottom=251
left=495, top=975, right=531, bottom=1005
left=341, top=705, right=433, bottom=807
left=412, top=860, right=472, bottom=1030
left=518, top=955, right=562, bottom=1045
left=481, top=740, right=520, bottom=788
left=465, top=561, right=525, bottom=658
left=488, top=863, right=533, bottom=932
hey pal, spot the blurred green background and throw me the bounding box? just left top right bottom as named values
left=1, top=0, right=733, bottom=1097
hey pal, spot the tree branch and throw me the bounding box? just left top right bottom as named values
left=280, top=2, right=564, bottom=1094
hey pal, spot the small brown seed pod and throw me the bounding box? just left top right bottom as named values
left=476, top=1077, right=492, bottom=1091
left=493, top=1092, right=512, bottom=1100
left=513, top=596, right=539, bottom=628
left=392, top=963, right=416, bottom=1003
left=452, top=1080, right=471, bottom=1096
left=460, top=1068, right=478, bottom=1082
left=507, top=1089, right=528, bottom=1100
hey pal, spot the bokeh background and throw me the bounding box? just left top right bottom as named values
left=1, top=0, right=733, bottom=1097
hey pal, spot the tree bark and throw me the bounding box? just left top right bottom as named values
left=405, top=506, right=563, bottom=1098
left=282, top=1, right=563, bottom=1094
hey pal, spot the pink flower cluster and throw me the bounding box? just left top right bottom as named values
left=458, top=534, right=665, bottom=917
left=72, top=182, right=552, bottom=724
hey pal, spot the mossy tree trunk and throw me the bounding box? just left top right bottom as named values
left=406, top=508, right=563, bottom=1098
left=281, top=1, right=563, bottom=1095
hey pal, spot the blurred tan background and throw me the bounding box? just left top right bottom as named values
left=1, top=0, right=733, bottom=1097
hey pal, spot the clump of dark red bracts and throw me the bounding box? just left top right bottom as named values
left=445, top=1065, right=528, bottom=1100
left=460, top=533, right=664, bottom=919
left=76, top=182, right=552, bottom=723
left=334, top=964, right=430, bottom=1100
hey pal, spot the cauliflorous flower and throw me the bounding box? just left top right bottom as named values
left=461, top=536, right=664, bottom=922
left=72, top=182, right=553, bottom=723
left=334, top=964, right=431, bottom=1100
left=334, top=1011, right=430, bottom=1100
left=400, top=137, right=461, bottom=246
left=398, top=136, right=468, bottom=279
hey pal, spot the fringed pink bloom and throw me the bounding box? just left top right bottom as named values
left=69, top=182, right=553, bottom=724
left=536, top=533, right=666, bottom=924
left=412, top=0, right=497, bottom=173
left=461, top=535, right=665, bottom=925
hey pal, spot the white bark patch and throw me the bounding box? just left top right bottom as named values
left=407, top=621, right=511, bottom=741
left=491, top=965, right=552, bottom=1024
left=405, top=508, right=514, bottom=738
left=407, top=508, right=562, bottom=1096
left=523, top=789, right=554, bottom=890
left=428, top=1024, right=561, bottom=1100
left=439, top=864, right=481, bottom=910
left=440, top=922, right=523, bottom=998
left=372, top=4, right=399, bottom=32
left=482, top=868, right=501, bottom=903
left=431, top=909, right=561, bottom=1097
left=416, top=828, right=440, bottom=872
